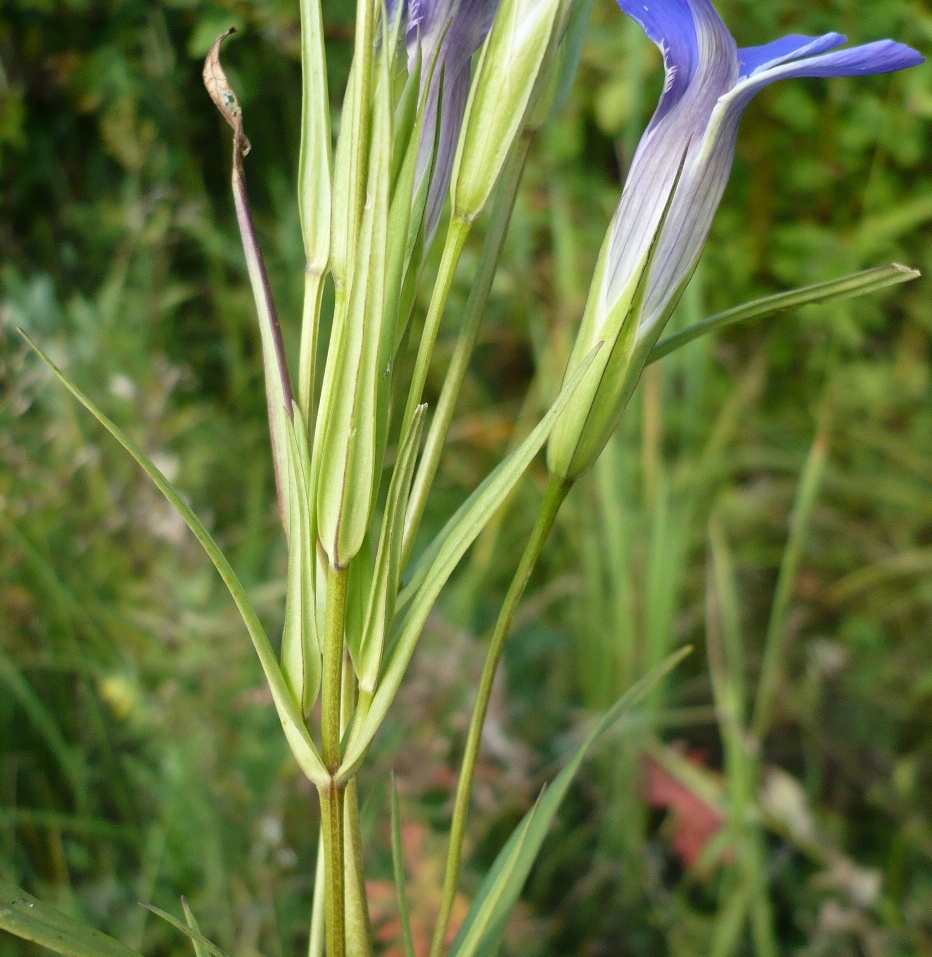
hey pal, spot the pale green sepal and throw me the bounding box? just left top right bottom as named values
left=545, top=238, right=643, bottom=481
left=449, top=648, right=691, bottom=957
left=22, top=334, right=329, bottom=786
left=391, top=44, right=423, bottom=193
left=330, top=63, right=355, bottom=289
left=330, top=0, right=376, bottom=289
left=452, top=0, right=562, bottom=221
left=0, top=876, right=144, bottom=957
left=281, top=405, right=323, bottom=717
left=181, top=898, right=208, bottom=957
left=316, top=37, right=393, bottom=568
left=141, top=904, right=231, bottom=957
left=358, top=405, right=426, bottom=693
left=648, top=263, right=921, bottom=366
left=337, top=345, right=600, bottom=780
left=298, top=0, right=331, bottom=272
left=384, top=77, right=434, bottom=351
left=547, top=148, right=688, bottom=481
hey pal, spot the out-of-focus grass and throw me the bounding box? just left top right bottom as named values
left=2, top=0, right=931, bottom=954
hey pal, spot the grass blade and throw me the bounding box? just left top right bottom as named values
left=20, top=331, right=328, bottom=786
left=0, top=877, right=143, bottom=957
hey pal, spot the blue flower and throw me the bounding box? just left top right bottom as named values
left=389, top=0, right=501, bottom=235
left=547, top=0, right=923, bottom=480
left=608, top=0, right=923, bottom=337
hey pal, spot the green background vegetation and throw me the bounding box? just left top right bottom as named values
left=1, top=0, right=930, bottom=954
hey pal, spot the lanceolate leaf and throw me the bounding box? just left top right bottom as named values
left=647, top=264, right=920, bottom=365
left=449, top=648, right=691, bottom=957
left=0, top=877, right=143, bottom=957
left=338, top=345, right=601, bottom=780
left=280, top=406, right=322, bottom=717
left=21, top=333, right=329, bottom=787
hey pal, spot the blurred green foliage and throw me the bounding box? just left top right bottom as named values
left=1, top=0, right=930, bottom=954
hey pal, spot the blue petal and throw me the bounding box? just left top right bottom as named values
left=410, top=0, right=498, bottom=76
left=619, top=0, right=736, bottom=122
left=739, top=33, right=846, bottom=77
left=421, top=65, right=473, bottom=238
left=727, top=38, right=924, bottom=117
left=762, top=39, right=925, bottom=81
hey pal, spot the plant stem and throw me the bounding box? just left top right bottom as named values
left=402, top=137, right=532, bottom=565
left=320, top=781, right=347, bottom=957
left=321, top=564, right=349, bottom=957
left=428, top=474, right=571, bottom=957
left=323, top=564, right=349, bottom=772
left=400, top=215, right=472, bottom=435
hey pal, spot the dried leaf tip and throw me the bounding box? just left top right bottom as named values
left=203, top=27, right=251, bottom=156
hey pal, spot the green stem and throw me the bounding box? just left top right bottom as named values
left=402, top=138, right=532, bottom=566
left=323, top=564, right=349, bottom=772
left=320, top=781, right=347, bottom=957
left=400, top=215, right=472, bottom=434
left=428, top=474, right=571, bottom=957
left=320, top=563, right=350, bottom=957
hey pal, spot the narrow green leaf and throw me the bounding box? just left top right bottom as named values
left=390, top=776, right=418, bottom=957
left=338, top=345, right=601, bottom=780
left=181, top=898, right=208, bottom=957
left=358, top=406, right=427, bottom=692
left=141, top=904, right=231, bottom=957
left=21, top=332, right=329, bottom=787
left=450, top=649, right=691, bottom=957
left=648, top=264, right=920, bottom=365
left=0, top=878, right=143, bottom=957
left=281, top=406, right=323, bottom=717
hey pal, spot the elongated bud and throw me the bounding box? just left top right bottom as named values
left=451, top=0, right=562, bottom=221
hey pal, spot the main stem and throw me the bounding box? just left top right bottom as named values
left=320, top=781, right=346, bottom=957
left=428, top=474, right=572, bottom=957
left=322, top=563, right=349, bottom=957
